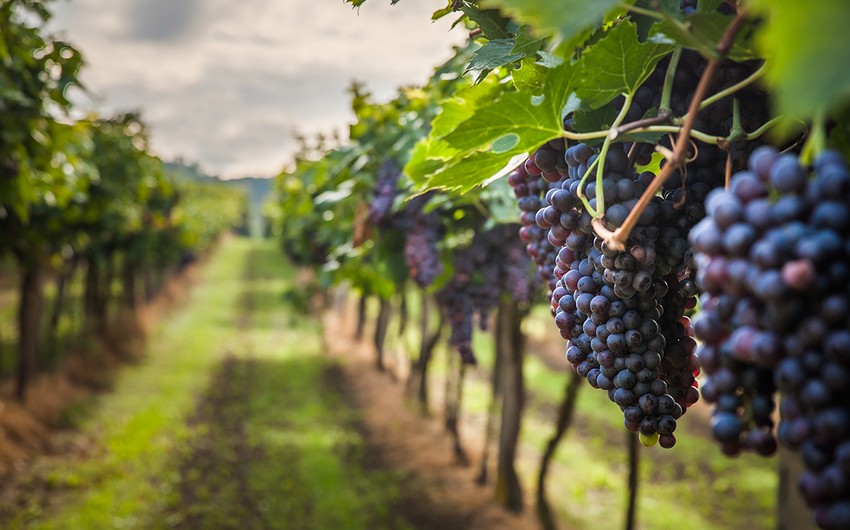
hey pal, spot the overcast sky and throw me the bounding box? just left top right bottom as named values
left=49, top=1, right=466, bottom=179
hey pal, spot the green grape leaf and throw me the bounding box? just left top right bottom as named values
left=633, top=0, right=681, bottom=40
left=405, top=138, right=456, bottom=186
left=749, top=0, right=850, bottom=120
left=413, top=61, right=578, bottom=193
left=491, top=133, right=520, bottom=153
left=442, top=83, right=564, bottom=153
left=426, top=151, right=527, bottom=194
left=511, top=25, right=547, bottom=56
left=572, top=105, right=620, bottom=135
left=480, top=0, right=628, bottom=43
left=460, top=5, right=512, bottom=40
left=466, top=39, right=524, bottom=82
left=649, top=13, right=760, bottom=61
left=432, top=6, right=453, bottom=20
left=430, top=77, right=504, bottom=140
left=511, top=55, right=548, bottom=95
left=439, top=90, right=556, bottom=154
left=576, top=20, right=673, bottom=109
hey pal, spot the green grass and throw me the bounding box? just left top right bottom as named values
left=11, top=238, right=250, bottom=530
left=11, top=237, right=411, bottom=530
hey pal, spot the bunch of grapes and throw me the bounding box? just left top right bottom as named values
left=437, top=223, right=531, bottom=364
left=692, top=148, right=850, bottom=529
left=403, top=194, right=444, bottom=289
left=509, top=139, right=568, bottom=300
left=536, top=142, right=701, bottom=448
left=368, top=159, right=402, bottom=225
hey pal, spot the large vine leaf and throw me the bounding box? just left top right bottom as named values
left=449, top=59, right=576, bottom=152
left=441, top=90, right=558, bottom=152
left=511, top=25, right=546, bottom=56
left=430, top=77, right=504, bottom=140
left=424, top=151, right=526, bottom=193
left=466, top=39, right=524, bottom=82
left=575, top=20, right=673, bottom=109
left=408, top=61, right=577, bottom=193
left=460, top=5, right=513, bottom=40
left=749, top=0, right=850, bottom=120
left=479, top=0, right=628, bottom=44
left=406, top=138, right=456, bottom=187
left=511, top=55, right=548, bottom=95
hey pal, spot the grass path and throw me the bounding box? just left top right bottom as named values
left=8, top=237, right=409, bottom=530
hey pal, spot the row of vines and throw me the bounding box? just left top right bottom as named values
left=0, top=0, right=246, bottom=408
left=272, top=1, right=850, bottom=529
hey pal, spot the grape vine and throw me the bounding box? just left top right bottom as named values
left=293, top=0, right=850, bottom=527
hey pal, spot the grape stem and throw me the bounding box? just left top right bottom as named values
left=698, top=63, right=767, bottom=111
left=596, top=92, right=635, bottom=218
left=565, top=116, right=780, bottom=150
left=612, top=111, right=673, bottom=138
left=727, top=97, right=744, bottom=142
left=743, top=116, right=782, bottom=141
left=660, top=48, right=682, bottom=114
left=800, top=109, right=827, bottom=166
left=593, top=10, right=751, bottom=251
left=577, top=155, right=601, bottom=216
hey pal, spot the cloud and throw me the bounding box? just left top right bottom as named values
left=126, top=0, right=204, bottom=42
left=49, top=1, right=468, bottom=178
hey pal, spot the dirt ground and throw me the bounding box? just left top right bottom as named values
left=322, top=305, right=541, bottom=530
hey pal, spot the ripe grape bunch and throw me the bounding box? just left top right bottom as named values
left=403, top=194, right=444, bottom=289
left=692, top=148, right=850, bottom=529
left=509, top=139, right=568, bottom=300
left=437, top=223, right=531, bottom=364
left=532, top=141, right=701, bottom=449
left=368, top=159, right=402, bottom=226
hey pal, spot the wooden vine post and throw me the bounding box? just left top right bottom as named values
left=495, top=296, right=528, bottom=512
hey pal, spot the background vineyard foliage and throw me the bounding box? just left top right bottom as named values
left=272, top=1, right=850, bottom=529
left=0, top=0, right=247, bottom=400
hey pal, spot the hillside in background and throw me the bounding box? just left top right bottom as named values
left=166, top=160, right=273, bottom=236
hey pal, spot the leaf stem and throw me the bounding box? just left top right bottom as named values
left=800, top=109, right=827, bottom=165
left=660, top=48, right=681, bottom=113
left=596, top=92, right=635, bottom=218
left=617, top=124, right=720, bottom=144
left=561, top=130, right=613, bottom=142
left=699, top=63, right=766, bottom=111
left=577, top=156, right=600, bottom=217
left=727, top=98, right=744, bottom=142
left=743, top=116, right=782, bottom=141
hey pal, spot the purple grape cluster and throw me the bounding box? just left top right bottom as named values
left=692, top=148, right=850, bottom=529
left=535, top=142, right=701, bottom=448
left=404, top=204, right=443, bottom=289
left=509, top=140, right=568, bottom=300
left=437, top=223, right=531, bottom=364
left=368, top=159, right=401, bottom=225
